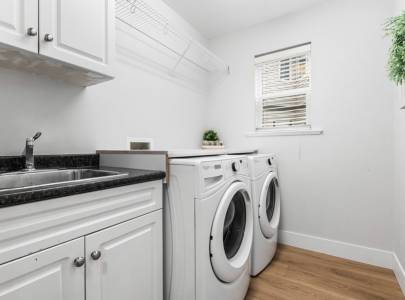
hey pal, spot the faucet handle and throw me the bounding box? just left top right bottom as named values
left=33, top=132, right=42, bottom=141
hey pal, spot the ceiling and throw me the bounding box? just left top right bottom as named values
left=163, top=0, right=328, bottom=39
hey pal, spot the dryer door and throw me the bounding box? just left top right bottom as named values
left=210, top=181, right=253, bottom=283
left=258, top=172, right=281, bottom=239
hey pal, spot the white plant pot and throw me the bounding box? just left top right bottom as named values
left=201, top=140, right=225, bottom=149
left=400, top=84, right=405, bottom=110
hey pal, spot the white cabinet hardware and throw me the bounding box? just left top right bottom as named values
left=90, top=250, right=102, bottom=260
left=27, top=27, right=38, bottom=37
left=73, top=256, right=86, bottom=267
left=43, top=33, right=54, bottom=42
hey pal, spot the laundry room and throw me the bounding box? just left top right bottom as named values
left=0, top=0, right=404, bottom=299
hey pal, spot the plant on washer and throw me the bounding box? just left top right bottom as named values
left=202, top=130, right=224, bottom=147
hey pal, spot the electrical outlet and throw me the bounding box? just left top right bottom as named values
left=126, top=137, right=154, bottom=150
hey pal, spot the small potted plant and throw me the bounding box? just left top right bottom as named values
left=202, top=130, right=224, bottom=149
left=385, top=11, right=405, bottom=108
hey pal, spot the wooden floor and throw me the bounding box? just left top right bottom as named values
left=245, top=245, right=405, bottom=300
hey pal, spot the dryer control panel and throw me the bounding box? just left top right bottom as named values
left=249, top=154, right=278, bottom=179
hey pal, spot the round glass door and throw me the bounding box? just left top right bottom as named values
left=223, top=191, right=246, bottom=259
left=265, top=178, right=277, bottom=222
left=259, top=173, right=280, bottom=239
left=210, top=182, right=253, bottom=283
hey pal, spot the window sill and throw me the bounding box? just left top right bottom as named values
left=245, top=128, right=324, bottom=137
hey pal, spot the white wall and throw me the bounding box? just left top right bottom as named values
left=0, top=0, right=206, bottom=156
left=207, top=0, right=396, bottom=251
left=393, top=0, right=405, bottom=278
left=0, top=0, right=401, bottom=270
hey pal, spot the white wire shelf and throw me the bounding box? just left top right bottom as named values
left=115, top=0, right=230, bottom=74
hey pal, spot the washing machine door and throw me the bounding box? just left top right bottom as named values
left=258, top=172, right=281, bottom=239
left=210, top=181, right=253, bottom=283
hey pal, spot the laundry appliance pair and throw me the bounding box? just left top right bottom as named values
left=164, top=152, right=280, bottom=300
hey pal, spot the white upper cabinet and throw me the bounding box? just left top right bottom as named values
left=0, top=0, right=38, bottom=53
left=0, top=0, right=114, bottom=86
left=39, top=0, right=114, bottom=76
left=0, top=238, right=85, bottom=300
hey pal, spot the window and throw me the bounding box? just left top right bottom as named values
left=255, top=43, right=311, bottom=130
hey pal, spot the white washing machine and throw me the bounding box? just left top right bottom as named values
left=165, top=155, right=253, bottom=300
left=247, top=154, right=281, bottom=276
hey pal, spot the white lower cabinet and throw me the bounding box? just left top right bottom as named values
left=0, top=209, right=163, bottom=300
left=0, top=238, right=85, bottom=300
left=86, top=210, right=163, bottom=300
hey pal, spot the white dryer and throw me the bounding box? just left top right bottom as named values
left=248, top=154, right=281, bottom=276
left=165, top=155, right=253, bottom=300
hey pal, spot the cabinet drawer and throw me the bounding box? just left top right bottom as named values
left=0, top=181, right=162, bottom=265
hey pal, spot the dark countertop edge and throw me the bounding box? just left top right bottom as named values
left=97, top=150, right=168, bottom=155
left=0, top=153, right=98, bottom=159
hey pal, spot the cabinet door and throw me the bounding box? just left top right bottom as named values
left=86, top=210, right=163, bottom=300
left=0, top=0, right=38, bottom=53
left=39, top=0, right=114, bottom=76
left=0, top=238, right=85, bottom=300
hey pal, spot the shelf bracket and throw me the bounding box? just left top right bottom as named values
left=170, top=41, right=192, bottom=76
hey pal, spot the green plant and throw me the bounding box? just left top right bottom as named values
left=203, top=130, right=219, bottom=141
left=386, top=11, right=405, bottom=85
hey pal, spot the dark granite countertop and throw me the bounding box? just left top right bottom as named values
left=0, top=154, right=165, bottom=208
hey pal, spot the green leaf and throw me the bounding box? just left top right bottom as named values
left=203, top=130, right=220, bottom=141
left=386, top=11, right=405, bottom=85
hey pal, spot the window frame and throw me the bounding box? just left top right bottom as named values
left=254, top=43, right=313, bottom=132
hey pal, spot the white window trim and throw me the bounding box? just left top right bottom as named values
left=245, top=128, right=323, bottom=137
left=254, top=43, right=319, bottom=133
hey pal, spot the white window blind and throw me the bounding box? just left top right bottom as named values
left=255, top=43, right=311, bottom=130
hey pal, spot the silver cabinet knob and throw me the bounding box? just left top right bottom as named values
left=90, top=250, right=102, bottom=260
left=73, top=257, right=86, bottom=267
left=27, top=27, right=38, bottom=36
left=44, top=34, right=54, bottom=42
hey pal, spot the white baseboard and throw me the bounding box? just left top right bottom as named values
left=393, top=253, right=405, bottom=296
left=279, top=230, right=393, bottom=269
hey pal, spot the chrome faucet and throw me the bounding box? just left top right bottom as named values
left=24, top=132, right=42, bottom=171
